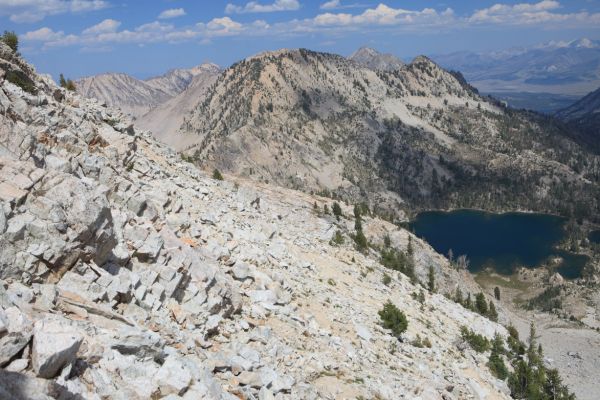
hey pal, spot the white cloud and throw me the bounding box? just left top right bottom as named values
left=311, top=4, right=452, bottom=27
left=158, top=8, right=186, bottom=20
left=22, top=27, right=65, bottom=41
left=320, top=0, right=366, bottom=10
left=82, top=19, right=121, bottom=35
left=320, top=0, right=340, bottom=9
left=225, top=0, right=300, bottom=14
left=20, top=1, right=600, bottom=51
left=196, top=17, right=246, bottom=37
left=0, top=0, right=108, bottom=23
left=468, top=0, right=600, bottom=26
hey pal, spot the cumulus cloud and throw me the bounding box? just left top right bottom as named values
left=22, top=27, right=65, bottom=41
left=82, top=19, right=121, bottom=35
left=320, top=0, right=366, bottom=10
left=158, top=8, right=186, bottom=20
left=469, top=0, right=600, bottom=26
left=0, top=0, right=108, bottom=23
left=311, top=4, right=453, bottom=28
left=320, top=0, right=340, bottom=9
left=225, top=0, right=300, bottom=14
left=19, top=1, right=600, bottom=52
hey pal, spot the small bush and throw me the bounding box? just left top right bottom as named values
left=378, top=301, right=408, bottom=338
left=382, top=273, right=391, bottom=286
left=330, top=230, right=344, bottom=246
left=412, top=334, right=432, bottom=348
left=1, top=30, right=18, bottom=52
left=460, top=326, right=490, bottom=353
left=5, top=70, right=36, bottom=94
left=212, top=168, right=224, bottom=180
left=59, top=73, right=76, bottom=91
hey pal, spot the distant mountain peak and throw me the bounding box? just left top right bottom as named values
left=348, top=46, right=404, bottom=71
left=410, top=55, right=438, bottom=67
left=537, top=37, right=599, bottom=50
left=77, top=62, right=220, bottom=118
left=573, top=38, right=598, bottom=48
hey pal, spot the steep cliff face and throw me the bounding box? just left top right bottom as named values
left=179, top=49, right=600, bottom=220
left=0, top=42, right=521, bottom=399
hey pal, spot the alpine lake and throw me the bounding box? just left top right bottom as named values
left=410, top=209, right=590, bottom=279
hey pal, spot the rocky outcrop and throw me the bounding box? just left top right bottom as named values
left=0, top=41, right=514, bottom=399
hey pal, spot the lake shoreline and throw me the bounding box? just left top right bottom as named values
left=410, top=209, right=589, bottom=279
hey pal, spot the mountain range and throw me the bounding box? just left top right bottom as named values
left=178, top=48, right=600, bottom=220
left=76, top=63, right=221, bottom=119
left=75, top=47, right=600, bottom=221
left=433, top=38, right=600, bottom=98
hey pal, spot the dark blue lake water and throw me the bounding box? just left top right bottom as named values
left=410, top=210, right=588, bottom=279
left=589, top=230, right=600, bottom=244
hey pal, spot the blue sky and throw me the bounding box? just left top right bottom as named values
left=1, top=0, right=599, bottom=80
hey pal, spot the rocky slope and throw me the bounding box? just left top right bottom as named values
left=348, top=47, right=404, bottom=71
left=179, top=48, right=600, bottom=221
left=77, top=63, right=220, bottom=119
left=136, top=65, right=221, bottom=151
left=0, top=42, right=522, bottom=399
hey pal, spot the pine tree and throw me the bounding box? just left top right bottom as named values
left=59, top=73, right=67, bottom=88
left=378, top=301, right=408, bottom=338
left=354, top=229, right=368, bottom=252
left=488, top=333, right=508, bottom=380
left=475, top=292, right=488, bottom=315
left=494, top=286, right=501, bottom=301
left=353, top=204, right=361, bottom=221
left=488, top=300, right=498, bottom=322
left=354, top=216, right=362, bottom=231
left=332, top=202, right=342, bottom=220
left=427, top=265, right=435, bottom=292
left=465, top=293, right=473, bottom=310
left=454, top=287, right=463, bottom=305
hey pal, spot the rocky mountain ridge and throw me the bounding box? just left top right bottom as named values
left=348, top=47, right=404, bottom=71
left=557, top=87, right=600, bottom=121
left=76, top=63, right=220, bottom=119
left=555, top=86, right=600, bottom=153
left=0, top=41, right=522, bottom=399
left=179, top=48, right=600, bottom=221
